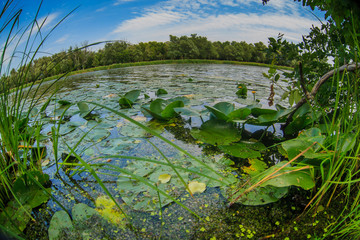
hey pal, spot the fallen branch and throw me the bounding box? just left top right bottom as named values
left=284, top=63, right=360, bottom=127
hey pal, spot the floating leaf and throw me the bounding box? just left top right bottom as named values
left=187, top=181, right=206, bottom=194
left=219, top=141, right=266, bottom=159
left=242, top=158, right=267, bottom=176
left=253, top=161, right=315, bottom=190
left=190, top=119, right=241, bottom=145
left=48, top=211, right=74, bottom=240
left=119, top=90, right=140, bottom=108
left=227, top=185, right=288, bottom=206
left=158, top=174, right=171, bottom=183
left=156, top=88, right=168, bottom=96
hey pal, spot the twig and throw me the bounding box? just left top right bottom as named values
left=284, top=63, right=360, bottom=127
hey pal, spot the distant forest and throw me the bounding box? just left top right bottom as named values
left=2, top=34, right=299, bottom=88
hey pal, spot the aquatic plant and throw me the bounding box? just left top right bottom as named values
left=142, top=98, right=184, bottom=121
left=118, top=89, right=141, bottom=108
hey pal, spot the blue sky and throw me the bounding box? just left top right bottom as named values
left=15, top=0, right=325, bottom=54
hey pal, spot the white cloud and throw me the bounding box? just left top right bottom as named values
left=110, top=0, right=322, bottom=44
left=114, top=0, right=137, bottom=6
left=55, top=34, right=69, bottom=44
left=96, top=7, right=107, bottom=12
left=113, top=11, right=185, bottom=33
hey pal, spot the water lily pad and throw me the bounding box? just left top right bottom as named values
left=242, top=158, right=268, bottom=176
left=190, top=119, right=241, bottom=145
left=156, top=88, right=168, bottom=96
left=119, top=89, right=141, bottom=108
left=253, top=161, right=315, bottom=190
left=227, top=185, right=288, bottom=206
left=142, top=98, right=184, bottom=121
left=187, top=181, right=206, bottom=194
left=158, top=174, right=172, bottom=183
left=219, top=141, right=266, bottom=159
left=48, top=210, right=74, bottom=240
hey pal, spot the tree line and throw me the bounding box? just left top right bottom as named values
left=1, top=33, right=303, bottom=89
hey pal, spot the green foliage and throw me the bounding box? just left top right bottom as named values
left=119, top=89, right=141, bottom=108
left=205, top=102, right=251, bottom=122
left=142, top=98, right=184, bottom=121
left=0, top=171, right=51, bottom=234
left=190, top=119, right=241, bottom=145
left=236, top=83, right=248, bottom=98
left=156, top=88, right=168, bottom=96
left=219, top=141, right=266, bottom=159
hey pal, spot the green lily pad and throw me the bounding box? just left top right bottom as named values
left=253, top=161, right=315, bottom=190
left=190, top=119, right=241, bottom=145
left=142, top=98, right=184, bottom=121
left=156, top=88, right=168, bottom=96
left=119, top=89, right=141, bottom=108
left=219, top=141, right=266, bottom=159
left=48, top=211, right=74, bottom=240
left=226, top=184, right=288, bottom=206
left=0, top=171, right=51, bottom=234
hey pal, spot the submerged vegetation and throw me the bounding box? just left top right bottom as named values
left=1, top=0, right=360, bottom=239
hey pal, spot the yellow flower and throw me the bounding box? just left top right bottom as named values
left=238, top=86, right=242, bottom=89
left=252, top=90, right=256, bottom=94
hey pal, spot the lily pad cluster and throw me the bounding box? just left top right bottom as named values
left=116, top=156, right=238, bottom=212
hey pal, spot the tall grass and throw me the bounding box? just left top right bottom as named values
left=0, top=0, right=73, bottom=237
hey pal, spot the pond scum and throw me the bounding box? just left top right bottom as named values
left=1, top=1, right=360, bottom=240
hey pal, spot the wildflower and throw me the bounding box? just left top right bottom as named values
left=252, top=90, right=256, bottom=94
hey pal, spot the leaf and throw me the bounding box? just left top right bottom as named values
left=213, top=102, right=234, bottom=116
left=161, top=100, right=184, bottom=119
left=124, top=89, right=141, bottom=102
left=187, top=181, right=206, bottom=194
left=190, top=119, right=241, bottom=145
left=253, top=161, right=315, bottom=190
left=227, top=108, right=251, bottom=122
left=156, top=88, right=168, bottom=96
left=205, top=105, right=229, bottom=121
left=219, top=141, right=266, bottom=159
left=226, top=185, right=288, bottom=206
left=242, top=158, right=267, bottom=176
left=174, top=107, right=201, bottom=117
left=158, top=174, right=171, bottom=183
left=72, top=203, right=100, bottom=223
left=58, top=100, right=71, bottom=106
left=48, top=211, right=74, bottom=240
left=77, top=102, right=89, bottom=112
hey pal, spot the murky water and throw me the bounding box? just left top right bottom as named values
left=29, top=64, right=290, bottom=239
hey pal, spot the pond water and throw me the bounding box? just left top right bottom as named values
left=27, top=64, right=292, bottom=239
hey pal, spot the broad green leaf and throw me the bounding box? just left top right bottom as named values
left=242, top=158, right=267, bottom=176
left=72, top=203, right=100, bottom=223
left=226, top=185, right=288, bottom=206
left=174, top=107, right=201, bottom=117
left=150, top=98, right=166, bottom=114
left=190, top=119, right=241, bottom=145
left=156, top=88, right=168, bottom=96
left=205, top=105, right=229, bottom=121
left=213, top=102, right=234, bottom=116
left=227, top=108, right=251, bottom=121
left=219, top=141, right=266, bottom=159
left=161, top=100, right=184, bottom=119
left=251, top=108, right=276, bottom=117
left=124, top=89, right=141, bottom=102
left=253, top=161, right=315, bottom=190
left=48, top=211, right=74, bottom=240
left=77, top=102, right=89, bottom=112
